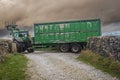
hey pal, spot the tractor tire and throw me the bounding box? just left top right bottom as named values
left=27, top=48, right=34, bottom=53
left=17, top=46, right=23, bottom=53
left=16, top=43, right=24, bottom=53
left=71, top=44, right=82, bottom=53
left=59, top=44, right=70, bottom=52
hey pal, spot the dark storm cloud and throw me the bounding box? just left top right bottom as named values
left=0, top=0, right=120, bottom=37
left=17, top=0, right=120, bottom=25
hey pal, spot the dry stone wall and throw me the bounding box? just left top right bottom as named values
left=0, top=39, right=12, bottom=62
left=0, top=46, right=7, bottom=62
left=87, top=36, right=120, bottom=61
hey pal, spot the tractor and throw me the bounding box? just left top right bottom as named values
left=6, top=24, right=34, bottom=53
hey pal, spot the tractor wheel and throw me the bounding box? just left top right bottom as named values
left=27, top=48, right=34, bottom=53
left=17, top=46, right=24, bottom=53
left=71, top=44, right=82, bottom=53
left=16, top=43, right=24, bottom=53
left=59, top=44, right=70, bottom=52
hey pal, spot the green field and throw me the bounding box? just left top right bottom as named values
left=0, top=54, right=28, bottom=80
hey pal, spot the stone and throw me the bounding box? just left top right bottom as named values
left=87, top=36, right=120, bottom=61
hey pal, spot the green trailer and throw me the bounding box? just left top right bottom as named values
left=34, top=19, right=101, bottom=53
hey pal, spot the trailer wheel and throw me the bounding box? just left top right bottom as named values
left=59, top=44, right=69, bottom=52
left=71, top=44, right=82, bottom=53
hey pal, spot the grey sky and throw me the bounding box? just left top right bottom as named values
left=0, top=0, right=120, bottom=36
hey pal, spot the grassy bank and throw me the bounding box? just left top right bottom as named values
left=0, top=54, right=28, bottom=80
left=77, top=50, right=120, bottom=79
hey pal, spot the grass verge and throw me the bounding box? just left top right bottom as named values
left=77, top=50, right=120, bottom=79
left=0, top=53, right=28, bottom=80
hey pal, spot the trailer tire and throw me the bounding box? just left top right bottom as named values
left=59, top=44, right=70, bottom=52
left=71, top=44, right=82, bottom=53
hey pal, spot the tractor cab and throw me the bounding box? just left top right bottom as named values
left=13, top=30, right=29, bottom=42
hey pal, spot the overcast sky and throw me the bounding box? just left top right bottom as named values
left=0, top=0, right=120, bottom=37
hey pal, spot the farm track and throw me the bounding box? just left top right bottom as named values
left=25, top=51, right=118, bottom=80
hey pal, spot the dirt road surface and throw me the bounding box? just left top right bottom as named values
left=25, top=51, right=118, bottom=80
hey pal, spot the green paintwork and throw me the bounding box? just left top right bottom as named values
left=34, top=19, right=101, bottom=44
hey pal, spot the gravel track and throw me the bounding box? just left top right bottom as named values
left=25, top=51, right=118, bottom=80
